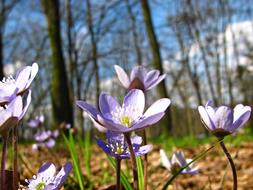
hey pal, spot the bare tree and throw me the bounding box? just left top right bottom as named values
left=41, top=0, right=73, bottom=127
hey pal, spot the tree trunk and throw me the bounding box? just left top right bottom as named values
left=0, top=0, right=6, bottom=79
left=140, top=0, right=172, bottom=133
left=41, top=0, right=73, bottom=127
left=86, top=0, right=100, bottom=107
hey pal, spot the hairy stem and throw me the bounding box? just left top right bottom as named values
left=124, top=133, right=139, bottom=190
left=1, top=134, right=8, bottom=190
left=220, top=141, right=237, bottom=190
left=116, top=158, right=121, bottom=190
left=13, top=125, right=18, bottom=190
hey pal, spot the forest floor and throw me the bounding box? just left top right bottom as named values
left=18, top=138, right=253, bottom=190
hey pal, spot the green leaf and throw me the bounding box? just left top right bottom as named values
left=136, top=156, right=144, bottom=190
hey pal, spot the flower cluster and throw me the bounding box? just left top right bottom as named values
left=32, top=129, right=59, bottom=150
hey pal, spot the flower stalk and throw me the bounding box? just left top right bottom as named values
left=116, top=158, right=121, bottom=190
left=142, top=130, right=148, bottom=190
left=1, top=134, right=8, bottom=190
left=219, top=141, right=237, bottom=190
left=13, top=125, right=18, bottom=190
left=124, top=133, right=139, bottom=190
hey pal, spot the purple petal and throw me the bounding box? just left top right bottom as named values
left=231, top=105, right=251, bottom=131
left=45, top=138, right=55, bottom=148
left=37, top=162, right=56, bottom=178
left=135, top=144, right=153, bottom=156
left=8, top=96, right=23, bottom=118
left=131, top=135, right=142, bottom=145
left=99, top=92, right=120, bottom=119
left=172, top=151, right=187, bottom=167
left=96, top=139, right=113, bottom=156
left=123, top=89, right=145, bottom=119
left=131, top=112, right=165, bottom=131
left=160, top=149, right=172, bottom=171
left=25, top=63, right=39, bottom=89
left=76, top=100, right=101, bottom=120
left=146, top=74, right=166, bottom=90
left=144, top=70, right=160, bottom=87
left=52, top=162, right=72, bottom=190
left=15, top=66, right=31, bottom=93
left=143, top=98, right=170, bottom=117
left=89, top=115, right=107, bottom=132
left=213, top=106, right=233, bottom=131
left=114, top=65, right=130, bottom=88
left=97, top=115, right=129, bottom=132
left=19, top=90, right=31, bottom=119
left=198, top=106, right=216, bottom=131
left=130, top=66, right=147, bottom=82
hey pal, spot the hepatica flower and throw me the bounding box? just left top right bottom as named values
left=198, top=101, right=251, bottom=138
left=114, top=65, right=166, bottom=91
left=160, top=149, right=198, bottom=175
left=0, top=63, right=38, bottom=104
left=96, top=130, right=152, bottom=159
left=33, top=129, right=59, bottom=150
left=0, top=92, right=31, bottom=135
left=26, top=162, right=72, bottom=190
left=76, top=89, right=171, bottom=133
left=28, top=115, right=44, bottom=128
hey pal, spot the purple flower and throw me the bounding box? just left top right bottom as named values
left=0, top=92, right=31, bottom=135
left=0, top=63, right=38, bottom=104
left=160, top=149, right=198, bottom=175
left=198, top=101, right=251, bottom=138
left=28, top=115, right=44, bottom=128
left=114, top=65, right=166, bottom=91
left=26, top=162, right=72, bottom=190
left=96, top=131, right=152, bottom=159
left=33, top=130, right=58, bottom=149
left=76, top=89, right=171, bottom=133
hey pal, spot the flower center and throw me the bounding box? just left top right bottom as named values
left=108, top=142, right=125, bottom=154
left=35, top=182, right=46, bottom=190
left=0, top=76, right=15, bottom=86
left=120, top=116, right=132, bottom=127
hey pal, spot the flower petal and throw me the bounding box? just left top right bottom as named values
left=231, top=105, right=251, bottom=132
left=135, top=144, right=153, bottom=156
left=143, top=98, right=170, bottom=117
left=99, top=92, right=120, bottom=120
left=144, top=70, right=159, bottom=87
left=76, top=100, right=101, bottom=120
left=146, top=74, right=166, bottom=90
left=52, top=162, right=72, bottom=190
left=131, top=135, right=142, bottom=145
left=19, top=90, right=32, bottom=119
left=114, top=65, right=130, bottom=88
left=37, top=162, right=56, bottom=178
left=160, top=149, right=172, bottom=171
left=25, top=63, right=39, bottom=88
left=15, top=66, right=31, bottom=93
left=213, top=106, right=233, bottom=131
left=123, top=89, right=145, bottom=119
left=131, top=112, right=165, bottom=131
left=198, top=106, right=215, bottom=131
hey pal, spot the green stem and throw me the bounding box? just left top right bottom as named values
left=124, top=133, right=139, bottom=190
left=162, top=139, right=223, bottom=190
left=220, top=141, right=237, bottom=190
left=116, top=158, right=121, bottom=190
left=142, top=130, right=147, bottom=190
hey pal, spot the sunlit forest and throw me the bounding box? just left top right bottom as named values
left=0, top=0, right=253, bottom=189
